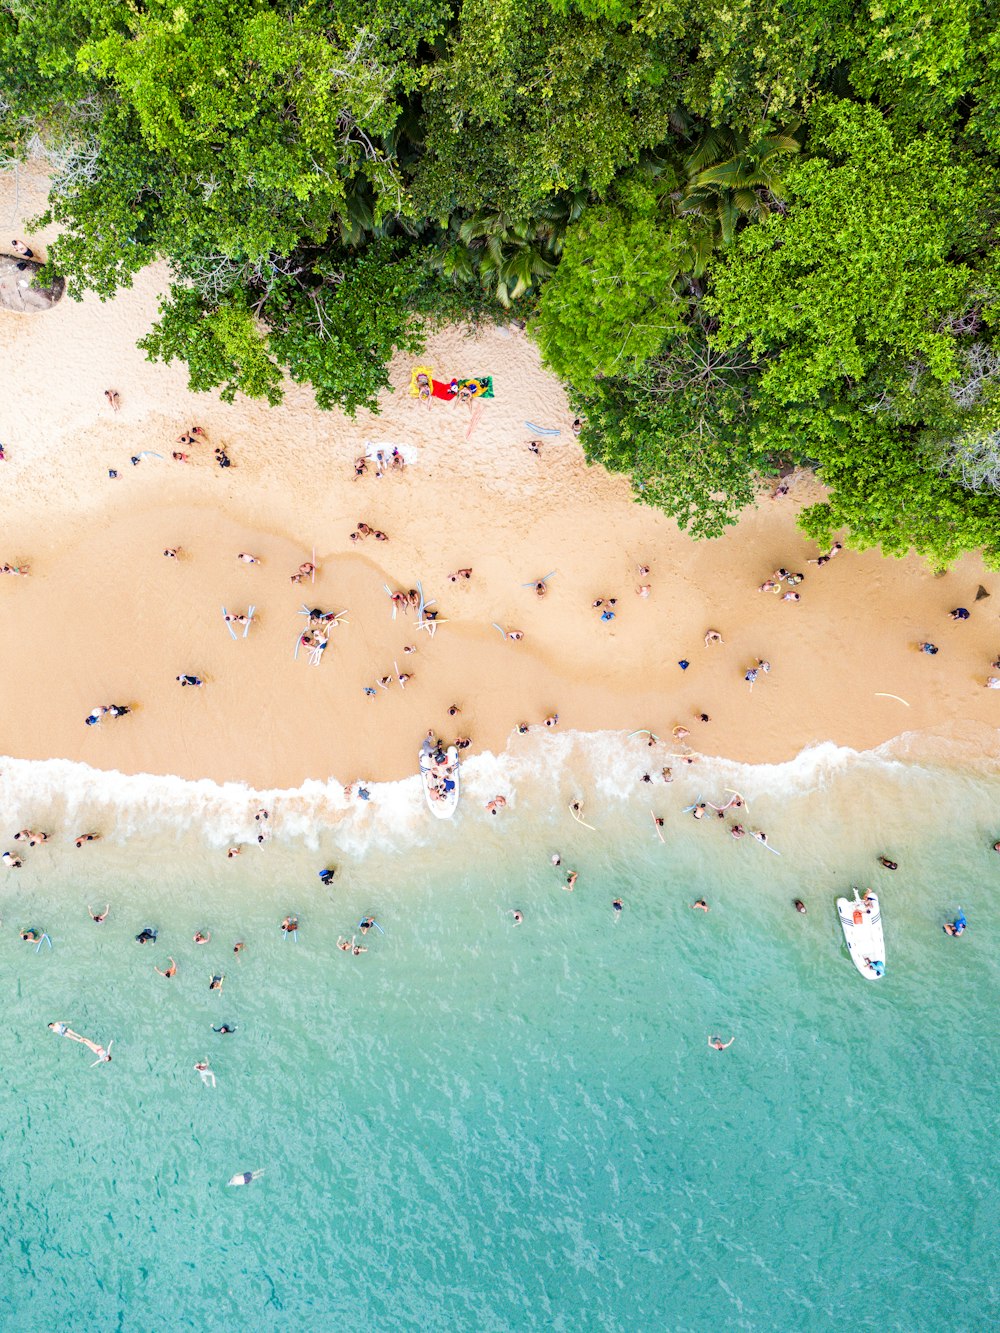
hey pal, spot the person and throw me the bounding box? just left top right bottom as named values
left=551, top=853, right=561, bottom=867
left=782, top=591, right=800, bottom=602
left=281, top=915, right=299, bottom=935
left=104, top=389, right=120, bottom=411
left=696, top=713, right=710, bottom=724
left=11, top=238, right=34, bottom=257
left=508, top=630, right=524, bottom=642
left=661, top=768, right=673, bottom=783
left=354, top=456, right=367, bottom=477
left=318, top=868, right=335, bottom=886
left=212, top=1024, right=236, bottom=1034
left=194, top=1062, right=216, bottom=1088
left=690, top=900, right=709, bottom=912
left=511, top=910, right=523, bottom=925
left=866, top=957, right=886, bottom=977
left=486, top=795, right=507, bottom=815
left=237, top=552, right=260, bottom=564
left=708, top=1035, right=735, bottom=1050
left=692, top=804, right=707, bottom=820
left=877, top=856, right=898, bottom=870
left=227, top=1169, right=264, bottom=1187
left=163, top=548, right=179, bottom=560
left=83, top=1038, right=112, bottom=1066
left=337, top=936, right=351, bottom=952
left=135, top=927, right=157, bottom=944
left=351, top=940, right=367, bottom=956
left=612, top=898, right=623, bottom=914
left=193, top=930, right=210, bottom=945
left=731, top=824, right=746, bottom=839
left=89, top=904, right=109, bottom=923
left=949, top=607, right=970, bottom=620
left=601, top=609, right=615, bottom=621
left=85, top=707, right=107, bottom=727
left=753, top=830, right=768, bottom=845
left=48, top=1022, right=72, bottom=1037
left=226, top=846, right=241, bottom=858
left=209, top=974, right=224, bottom=991
left=704, top=629, right=723, bottom=646
left=985, top=677, right=1000, bottom=689
left=673, top=725, right=690, bottom=740
left=544, top=714, right=558, bottom=728
left=172, top=451, right=188, bottom=463
left=527, top=440, right=541, bottom=456
left=20, top=928, right=42, bottom=942
left=176, top=674, right=204, bottom=688
left=794, top=899, right=807, bottom=914
left=255, top=808, right=269, bottom=824
left=108, top=705, right=130, bottom=718
left=534, top=581, right=547, bottom=597
left=359, top=918, right=376, bottom=934
left=155, top=957, right=177, bottom=978
left=564, top=871, right=578, bottom=891
left=745, top=668, right=759, bottom=685
left=918, top=642, right=939, bottom=655
left=653, top=816, right=665, bottom=831
left=943, top=910, right=967, bottom=936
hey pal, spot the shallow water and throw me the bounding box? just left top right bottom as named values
left=0, top=736, right=997, bottom=1331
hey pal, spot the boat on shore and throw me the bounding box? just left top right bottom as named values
left=419, top=738, right=460, bottom=818
left=836, top=888, right=886, bottom=980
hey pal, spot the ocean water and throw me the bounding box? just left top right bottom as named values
left=0, top=734, right=997, bottom=1332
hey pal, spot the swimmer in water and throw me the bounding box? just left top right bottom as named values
left=193, top=930, right=210, bottom=945
left=135, top=927, right=157, bottom=944
left=690, top=900, right=709, bottom=912
left=194, top=1062, right=216, bottom=1088
left=550, top=853, right=561, bottom=867
left=612, top=899, right=623, bottom=914
left=155, top=957, right=177, bottom=978
left=877, top=856, right=898, bottom=870
left=943, top=910, right=967, bottom=936
left=794, top=899, right=807, bottom=914
left=708, top=1035, right=735, bottom=1050
left=89, top=904, right=109, bottom=923
left=511, top=910, right=523, bottom=925
left=209, top=974, right=224, bottom=991
left=564, top=871, right=578, bottom=891
left=212, top=1024, right=236, bottom=1034
left=226, top=1169, right=264, bottom=1187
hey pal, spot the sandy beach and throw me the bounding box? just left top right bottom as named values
left=2, top=161, right=999, bottom=789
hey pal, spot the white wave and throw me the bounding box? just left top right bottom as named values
left=1, top=725, right=997, bottom=855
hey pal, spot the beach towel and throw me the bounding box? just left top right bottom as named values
left=457, top=376, right=493, bottom=399
left=410, top=366, right=458, bottom=400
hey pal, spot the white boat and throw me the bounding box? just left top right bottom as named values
left=836, top=888, right=886, bottom=980
left=419, top=740, right=460, bottom=819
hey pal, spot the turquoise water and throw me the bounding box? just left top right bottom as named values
left=0, top=737, right=997, bottom=1331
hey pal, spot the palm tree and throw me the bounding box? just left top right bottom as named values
left=680, top=124, right=801, bottom=245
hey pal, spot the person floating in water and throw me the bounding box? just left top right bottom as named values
left=89, top=904, right=109, bottom=923
left=212, top=1024, right=236, bottom=1034
left=135, top=927, right=157, bottom=944
left=281, top=915, right=299, bottom=936
left=794, top=899, right=807, bottom=914
left=943, top=910, right=967, bottom=936
left=318, top=868, right=335, bottom=886
left=877, top=856, right=898, bottom=870
left=708, top=1035, right=735, bottom=1050
left=194, top=1062, right=216, bottom=1088
left=227, top=1169, right=264, bottom=1187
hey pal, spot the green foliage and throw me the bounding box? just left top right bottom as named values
left=138, top=286, right=284, bottom=405
left=707, top=102, right=991, bottom=403
left=534, top=208, right=710, bottom=384
left=266, top=244, right=429, bottom=415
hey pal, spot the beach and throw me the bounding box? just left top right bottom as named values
left=2, top=163, right=999, bottom=1333
left=3, top=160, right=1000, bottom=791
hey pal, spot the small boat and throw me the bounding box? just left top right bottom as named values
left=419, top=739, right=460, bottom=819
left=836, top=888, right=886, bottom=980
